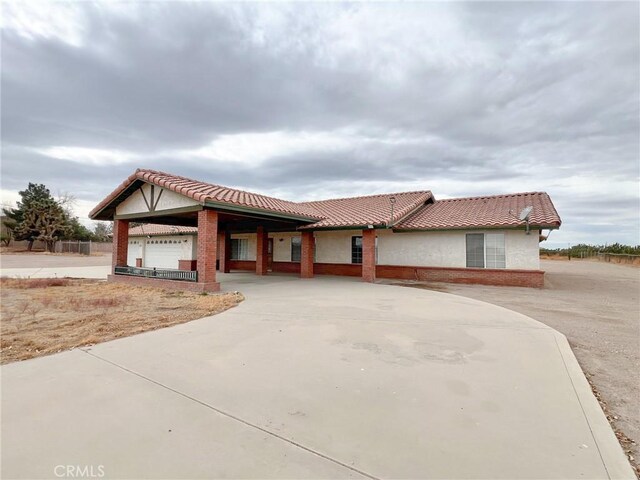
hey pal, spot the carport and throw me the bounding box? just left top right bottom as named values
left=89, top=169, right=324, bottom=292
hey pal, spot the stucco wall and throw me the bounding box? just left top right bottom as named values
left=270, top=232, right=301, bottom=262
left=116, top=184, right=198, bottom=215
left=378, top=229, right=539, bottom=269
left=505, top=229, right=540, bottom=270
left=230, top=233, right=257, bottom=261
left=314, top=228, right=540, bottom=270
left=314, top=230, right=361, bottom=264
left=132, top=228, right=540, bottom=271
left=377, top=229, right=465, bottom=267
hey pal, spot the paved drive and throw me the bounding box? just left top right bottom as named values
left=1, top=274, right=635, bottom=479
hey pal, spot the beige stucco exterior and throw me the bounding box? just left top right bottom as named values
left=271, top=232, right=301, bottom=262
left=377, top=229, right=540, bottom=270
left=314, top=230, right=362, bottom=264
left=142, top=227, right=539, bottom=270
left=230, top=233, right=258, bottom=261
left=116, top=184, right=198, bottom=216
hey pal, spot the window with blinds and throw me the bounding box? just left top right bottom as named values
left=466, top=233, right=505, bottom=269
left=231, top=239, right=248, bottom=260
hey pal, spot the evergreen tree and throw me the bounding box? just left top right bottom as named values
left=15, top=195, right=71, bottom=252
left=3, top=183, right=80, bottom=252
left=3, top=183, right=55, bottom=250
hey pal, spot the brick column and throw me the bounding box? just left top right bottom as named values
left=197, top=209, right=220, bottom=291
left=112, top=219, right=129, bottom=273
left=256, top=226, right=268, bottom=275
left=217, top=230, right=231, bottom=273
left=300, top=231, right=314, bottom=278
left=362, top=229, right=376, bottom=283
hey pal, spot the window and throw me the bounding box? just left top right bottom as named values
left=352, top=236, right=363, bottom=264
left=231, top=239, right=248, bottom=260
left=466, top=233, right=505, bottom=269
left=485, top=233, right=506, bottom=268
left=291, top=237, right=301, bottom=262
left=466, top=234, right=484, bottom=268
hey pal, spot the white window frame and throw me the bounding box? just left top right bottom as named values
left=466, top=232, right=506, bottom=269
left=484, top=233, right=506, bottom=269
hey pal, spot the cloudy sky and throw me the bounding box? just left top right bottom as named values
left=1, top=1, right=638, bottom=246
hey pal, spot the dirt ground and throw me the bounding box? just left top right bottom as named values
left=0, top=278, right=243, bottom=365
left=390, top=259, right=640, bottom=474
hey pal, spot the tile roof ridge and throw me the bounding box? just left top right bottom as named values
left=136, top=168, right=229, bottom=191
left=299, top=190, right=432, bottom=204
left=136, top=168, right=301, bottom=205
left=437, top=191, right=547, bottom=202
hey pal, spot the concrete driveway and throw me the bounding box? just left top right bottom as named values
left=0, top=253, right=111, bottom=279
left=1, top=274, right=634, bottom=479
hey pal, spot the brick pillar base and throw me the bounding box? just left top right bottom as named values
left=362, top=229, right=376, bottom=283
left=301, top=231, right=314, bottom=278
left=112, top=219, right=129, bottom=274
left=256, top=226, right=268, bottom=275
left=197, top=209, right=220, bottom=290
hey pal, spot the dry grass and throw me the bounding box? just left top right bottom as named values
left=0, top=278, right=243, bottom=364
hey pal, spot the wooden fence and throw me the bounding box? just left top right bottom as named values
left=5, top=240, right=112, bottom=255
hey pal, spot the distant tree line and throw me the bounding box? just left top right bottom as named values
left=541, top=243, right=640, bottom=257
left=2, top=183, right=112, bottom=252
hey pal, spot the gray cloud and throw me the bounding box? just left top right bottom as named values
left=1, top=1, right=638, bottom=245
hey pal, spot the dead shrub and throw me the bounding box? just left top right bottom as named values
left=16, top=300, right=31, bottom=315
left=88, top=297, right=122, bottom=308
left=39, top=296, right=55, bottom=308
left=25, top=304, right=42, bottom=319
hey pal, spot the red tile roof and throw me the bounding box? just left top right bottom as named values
left=129, top=224, right=197, bottom=236
left=300, top=191, right=432, bottom=228
left=395, top=192, right=561, bottom=230
left=91, top=169, right=561, bottom=231
left=89, top=169, right=322, bottom=221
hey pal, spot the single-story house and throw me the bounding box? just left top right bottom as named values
left=89, top=169, right=561, bottom=291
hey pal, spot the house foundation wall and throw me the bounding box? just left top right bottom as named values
left=226, top=260, right=544, bottom=287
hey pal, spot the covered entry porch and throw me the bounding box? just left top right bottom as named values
left=110, top=208, right=318, bottom=293
left=89, top=169, right=380, bottom=292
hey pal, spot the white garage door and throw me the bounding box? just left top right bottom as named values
left=127, top=240, right=142, bottom=266
left=144, top=239, right=184, bottom=269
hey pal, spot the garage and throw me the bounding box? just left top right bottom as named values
left=143, top=237, right=186, bottom=269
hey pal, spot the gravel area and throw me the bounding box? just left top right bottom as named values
left=389, top=259, right=639, bottom=475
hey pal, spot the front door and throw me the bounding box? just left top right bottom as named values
left=268, top=238, right=274, bottom=271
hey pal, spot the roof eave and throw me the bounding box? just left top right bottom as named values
left=393, top=222, right=561, bottom=233
left=203, top=200, right=320, bottom=223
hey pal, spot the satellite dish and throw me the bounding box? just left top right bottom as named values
left=519, top=206, right=533, bottom=221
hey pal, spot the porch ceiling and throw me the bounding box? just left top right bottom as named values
left=128, top=210, right=307, bottom=234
